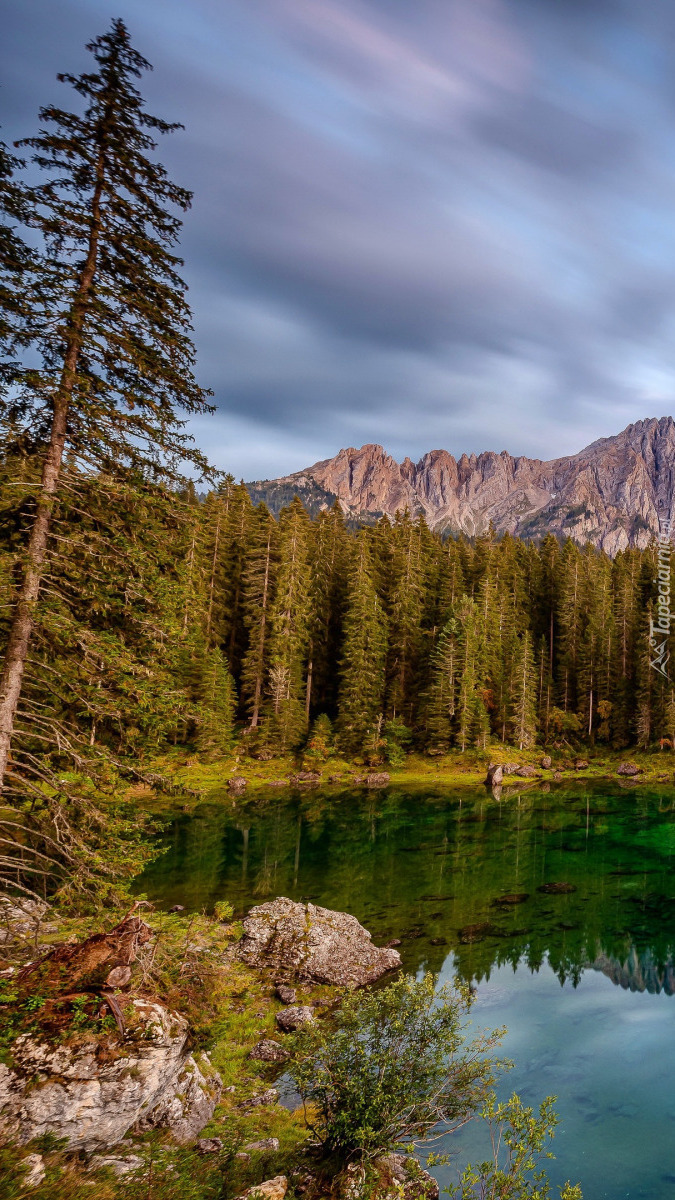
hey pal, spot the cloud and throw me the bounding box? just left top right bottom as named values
left=4, top=0, right=675, bottom=477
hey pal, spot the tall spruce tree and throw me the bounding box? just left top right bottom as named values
left=0, top=20, right=212, bottom=790
left=336, top=533, right=388, bottom=755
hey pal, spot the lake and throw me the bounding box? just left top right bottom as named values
left=135, top=780, right=675, bottom=1199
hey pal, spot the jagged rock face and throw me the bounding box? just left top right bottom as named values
left=0, top=999, right=221, bottom=1151
left=248, top=417, right=675, bottom=553
left=239, top=897, right=401, bottom=986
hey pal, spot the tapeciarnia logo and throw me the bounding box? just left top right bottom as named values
left=650, top=516, right=672, bottom=680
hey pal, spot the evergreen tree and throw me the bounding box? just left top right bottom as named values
left=196, top=648, right=236, bottom=759
left=0, top=21, right=212, bottom=789
left=240, top=505, right=277, bottom=728
left=264, top=498, right=311, bottom=750
left=509, top=630, right=538, bottom=750
left=337, top=534, right=388, bottom=756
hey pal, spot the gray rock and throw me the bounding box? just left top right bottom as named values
left=515, top=765, right=540, bottom=777
left=249, top=1038, right=290, bottom=1063
left=485, top=763, right=503, bottom=786
left=540, top=755, right=552, bottom=769
left=20, top=1154, right=46, bottom=1189
left=89, top=1154, right=145, bottom=1177
left=365, top=772, right=390, bottom=787
left=197, top=1137, right=223, bottom=1154
left=617, top=761, right=642, bottom=776
left=228, top=776, right=248, bottom=792
left=0, top=1001, right=220, bottom=1152
left=275, top=984, right=297, bottom=1004
left=275, top=1005, right=314, bottom=1033
left=378, top=1153, right=440, bottom=1200
left=140, top=1050, right=222, bottom=1143
left=236, top=1177, right=287, bottom=1200
left=243, top=1138, right=280, bottom=1153
left=241, top=1088, right=279, bottom=1108
left=239, top=897, right=401, bottom=987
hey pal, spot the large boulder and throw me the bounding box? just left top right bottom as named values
left=0, top=998, right=221, bottom=1152
left=617, top=761, right=643, bottom=776
left=239, top=898, right=401, bottom=987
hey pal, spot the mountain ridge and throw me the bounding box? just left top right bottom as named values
left=246, top=416, right=675, bottom=554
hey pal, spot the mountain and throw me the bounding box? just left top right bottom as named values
left=246, top=416, right=675, bottom=553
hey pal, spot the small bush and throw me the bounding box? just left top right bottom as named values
left=288, top=973, right=505, bottom=1161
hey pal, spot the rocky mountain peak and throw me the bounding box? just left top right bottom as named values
left=246, top=417, right=675, bottom=554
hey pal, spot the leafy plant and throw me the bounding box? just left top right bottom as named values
left=444, top=1093, right=583, bottom=1199
left=288, top=973, right=505, bottom=1161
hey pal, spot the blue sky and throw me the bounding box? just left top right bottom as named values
left=4, top=0, right=675, bottom=478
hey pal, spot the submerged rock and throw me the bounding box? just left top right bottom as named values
left=458, top=921, right=497, bottom=944
left=537, top=882, right=577, bottom=895
left=239, top=897, right=401, bottom=987
left=0, top=999, right=221, bottom=1152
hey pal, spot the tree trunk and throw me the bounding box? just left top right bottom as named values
left=0, top=146, right=105, bottom=789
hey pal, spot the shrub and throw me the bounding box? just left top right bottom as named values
left=288, top=973, right=505, bottom=1161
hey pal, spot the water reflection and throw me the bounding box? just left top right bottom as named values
left=135, top=782, right=675, bottom=994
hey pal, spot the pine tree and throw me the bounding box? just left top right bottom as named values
left=263, top=499, right=311, bottom=750
left=240, top=505, right=277, bottom=728
left=0, top=21, right=212, bottom=788
left=509, top=630, right=538, bottom=751
left=196, top=648, right=237, bottom=759
left=336, top=534, right=388, bottom=756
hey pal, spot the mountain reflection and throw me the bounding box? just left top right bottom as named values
left=135, top=782, right=675, bottom=993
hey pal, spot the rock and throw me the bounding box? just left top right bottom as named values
left=515, top=765, right=539, bottom=777
left=289, top=771, right=321, bottom=786
left=617, top=761, right=643, bottom=776
left=243, top=1139, right=281, bottom=1154
left=502, top=763, right=520, bottom=775
left=485, top=763, right=503, bottom=786
left=275, top=984, right=297, bottom=1004
left=574, top=759, right=589, bottom=770
left=267, top=780, right=288, bottom=787
left=228, top=777, right=248, bottom=793
left=553, top=771, right=563, bottom=781
left=0, top=896, right=51, bottom=945
left=540, top=755, right=552, bottom=769
left=365, top=772, right=390, bottom=787
left=379, top=1153, right=440, bottom=1200
left=239, top=898, right=401, bottom=987
left=385, top=938, right=402, bottom=947
left=89, top=1154, right=145, bottom=1176
left=140, top=1050, right=222, bottom=1143
left=275, top=1005, right=314, bottom=1033
left=20, top=1153, right=46, bottom=1189
left=237, top=1177, right=287, bottom=1200
left=241, top=1088, right=279, bottom=1109
left=249, top=1038, right=289, bottom=1063
left=493, top=893, right=529, bottom=906
left=0, top=1000, right=221, bottom=1152
left=196, top=1137, right=223, bottom=1154
left=537, top=882, right=577, bottom=894
left=458, top=922, right=497, bottom=944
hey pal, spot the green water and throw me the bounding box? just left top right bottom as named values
left=135, top=781, right=675, bottom=1198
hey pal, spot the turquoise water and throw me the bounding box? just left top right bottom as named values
left=135, top=782, right=675, bottom=1197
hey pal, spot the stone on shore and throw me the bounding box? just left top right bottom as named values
left=239, top=897, right=401, bottom=987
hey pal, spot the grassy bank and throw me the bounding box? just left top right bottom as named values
left=130, top=744, right=675, bottom=806
left=0, top=902, right=336, bottom=1200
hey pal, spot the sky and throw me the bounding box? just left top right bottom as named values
left=4, top=0, right=675, bottom=480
